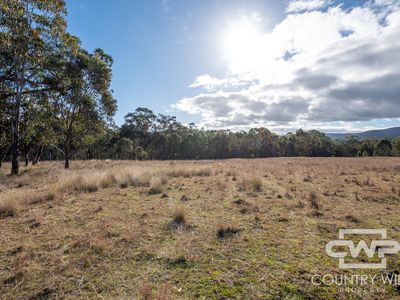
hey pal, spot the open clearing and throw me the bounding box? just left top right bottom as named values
left=1, top=158, right=400, bottom=299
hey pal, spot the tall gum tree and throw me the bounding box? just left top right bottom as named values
left=52, top=41, right=117, bottom=169
left=0, top=0, right=67, bottom=175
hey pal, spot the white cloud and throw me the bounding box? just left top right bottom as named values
left=175, top=2, right=400, bottom=131
left=189, top=75, right=227, bottom=90
left=188, top=74, right=254, bottom=91
left=286, top=0, right=328, bottom=13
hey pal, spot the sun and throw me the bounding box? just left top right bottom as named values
left=222, top=19, right=263, bottom=66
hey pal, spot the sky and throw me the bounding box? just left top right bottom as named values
left=66, top=0, right=400, bottom=133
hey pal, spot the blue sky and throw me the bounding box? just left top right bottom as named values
left=66, top=0, right=400, bottom=133
left=66, top=0, right=285, bottom=124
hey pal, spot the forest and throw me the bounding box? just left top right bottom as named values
left=76, top=107, right=400, bottom=161
left=1, top=1, right=400, bottom=176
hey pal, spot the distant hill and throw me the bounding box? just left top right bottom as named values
left=327, top=127, right=400, bottom=139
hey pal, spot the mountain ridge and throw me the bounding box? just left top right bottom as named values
left=326, top=126, right=400, bottom=139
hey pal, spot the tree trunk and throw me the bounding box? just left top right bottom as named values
left=11, top=137, right=19, bottom=175
left=64, top=156, right=69, bottom=168
left=0, top=149, right=8, bottom=169
left=11, top=110, right=20, bottom=175
left=32, top=145, right=44, bottom=165
left=11, top=97, right=20, bottom=175
left=11, top=76, right=22, bottom=175
left=25, top=154, right=29, bottom=166
left=64, top=145, right=70, bottom=169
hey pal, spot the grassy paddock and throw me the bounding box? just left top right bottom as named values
left=1, top=158, right=400, bottom=299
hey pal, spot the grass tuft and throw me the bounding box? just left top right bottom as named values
left=100, top=172, right=118, bottom=188
left=217, top=225, right=242, bottom=239
left=345, top=214, right=360, bottom=223
left=309, top=191, right=322, bottom=210
left=168, top=207, right=188, bottom=231
left=251, top=178, right=262, bottom=192
left=171, top=166, right=212, bottom=178
left=0, top=199, right=16, bottom=218
left=149, top=176, right=166, bottom=194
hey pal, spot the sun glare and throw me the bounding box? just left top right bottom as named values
left=222, top=19, right=264, bottom=71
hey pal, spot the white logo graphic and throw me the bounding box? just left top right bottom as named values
left=326, top=229, right=400, bottom=269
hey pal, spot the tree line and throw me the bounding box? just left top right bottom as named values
left=84, top=107, right=399, bottom=160
left=1, top=1, right=399, bottom=176
left=2, top=104, right=399, bottom=172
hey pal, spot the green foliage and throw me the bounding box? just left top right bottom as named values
left=51, top=44, right=116, bottom=167
left=0, top=0, right=116, bottom=171
left=373, top=139, right=392, bottom=156
left=62, top=107, right=398, bottom=161
left=20, top=106, right=399, bottom=161
left=135, top=146, right=149, bottom=160
left=393, top=138, right=400, bottom=156
left=116, top=138, right=134, bottom=159
left=0, top=0, right=68, bottom=174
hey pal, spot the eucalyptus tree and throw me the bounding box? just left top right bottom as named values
left=0, top=0, right=67, bottom=174
left=152, top=114, right=183, bottom=159
left=52, top=42, right=117, bottom=168
left=20, top=97, right=58, bottom=165
left=121, top=107, right=156, bottom=150
left=373, top=139, right=392, bottom=157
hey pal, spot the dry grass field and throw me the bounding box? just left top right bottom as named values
left=1, top=158, right=400, bottom=299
